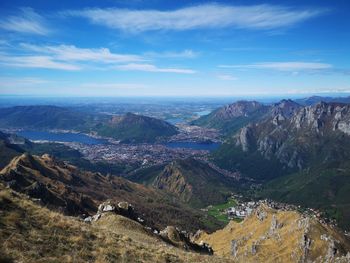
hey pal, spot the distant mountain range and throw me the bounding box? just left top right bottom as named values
left=295, top=95, right=350, bottom=106
left=0, top=106, right=178, bottom=143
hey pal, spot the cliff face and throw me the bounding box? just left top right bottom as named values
left=195, top=204, right=350, bottom=262
left=234, top=102, right=350, bottom=170
left=214, top=101, right=267, bottom=120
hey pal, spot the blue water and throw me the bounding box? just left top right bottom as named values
left=165, top=142, right=220, bottom=151
left=195, top=110, right=211, bottom=116
left=166, top=118, right=185, bottom=124
left=16, top=130, right=106, bottom=145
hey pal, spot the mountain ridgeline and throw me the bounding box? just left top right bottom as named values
left=0, top=106, right=178, bottom=143
left=192, top=100, right=270, bottom=134
left=0, top=153, right=221, bottom=232
left=208, top=100, right=350, bottom=229
left=129, top=158, right=237, bottom=208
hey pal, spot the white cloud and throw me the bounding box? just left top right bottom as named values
left=116, top=63, right=196, bottom=74
left=219, top=62, right=333, bottom=72
left=20, top=43, right=144, bottom=63
left=0, top=8, right=49, bottom=35
left=65, top=4, right=325, bottom=32
left=0, top=54, right=80, bottom=70
left=0, top=43, right=196, bottom=72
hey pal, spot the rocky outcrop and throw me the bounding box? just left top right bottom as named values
left=84, top=200, right=144, bottom=224
left=86, top=201, right=213, bottom=255
left=195, top=204, right=350, bottom=262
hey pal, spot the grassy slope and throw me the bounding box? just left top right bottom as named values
left=0, top=183, right=230, bottom=263
left=197, top=204, right=350, bottom=262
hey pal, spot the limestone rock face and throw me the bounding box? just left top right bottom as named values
left=237, top=125, right=254, bottom=152
left=215, top=101, right=266, bottom=120
left=234, top=101, right=350, bottom=170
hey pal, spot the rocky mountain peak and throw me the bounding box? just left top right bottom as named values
left=270, top=99, right=301, bottom=119
left=214, top=100, right=266, bottom=120
left=291, top=102, right=350, bottom=134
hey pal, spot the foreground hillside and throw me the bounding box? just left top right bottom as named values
left=0, top=183, right=229, bottom=263
left=0, top=153, right=221, bottom=232
left=195, top=203, right=350, bottom=262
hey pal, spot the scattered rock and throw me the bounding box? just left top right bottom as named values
left=256, top=208, right=267, bottom=221
left=231, top=240, right=238, bottom=257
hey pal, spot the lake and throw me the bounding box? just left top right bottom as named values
left=16, top=130, right=106, bottom=145
left=165, top=141, right=220, bottom=151
left=195, top=110, right=211, bottom=116
left=165, top=118, right=185, bottom=124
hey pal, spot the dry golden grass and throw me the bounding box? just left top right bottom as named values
left=0, top=183, right=231, bottom=263
left=195, top=204, right=350, bottom=263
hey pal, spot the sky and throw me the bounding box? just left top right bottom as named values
left=0, top=0, right=349, bottom=97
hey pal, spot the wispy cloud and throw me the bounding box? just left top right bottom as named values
left=219, top=62, right=333, bottom=72
left=0, top=77, right=50, bottom=86
left=217, top=74, right=237, bottom=80
left=116, top=63, right=196, bottom=74
left=0, top=54, right=80, bottom=70
left=20, top=43, right=144, bottom=63
left=144, top=49, right=199, bottom=59
left=0, top=43, right=196, bottom=72
left=64, top=4, right=325, bottom=32
left=0, top=8, right=49, bottom=35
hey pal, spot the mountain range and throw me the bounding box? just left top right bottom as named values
left=197, top=99, right=350, bottom=229
left=0, top=106, right=178, bottom=143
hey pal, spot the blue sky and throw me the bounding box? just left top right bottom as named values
left=0, top=0, right=349, bottom=97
